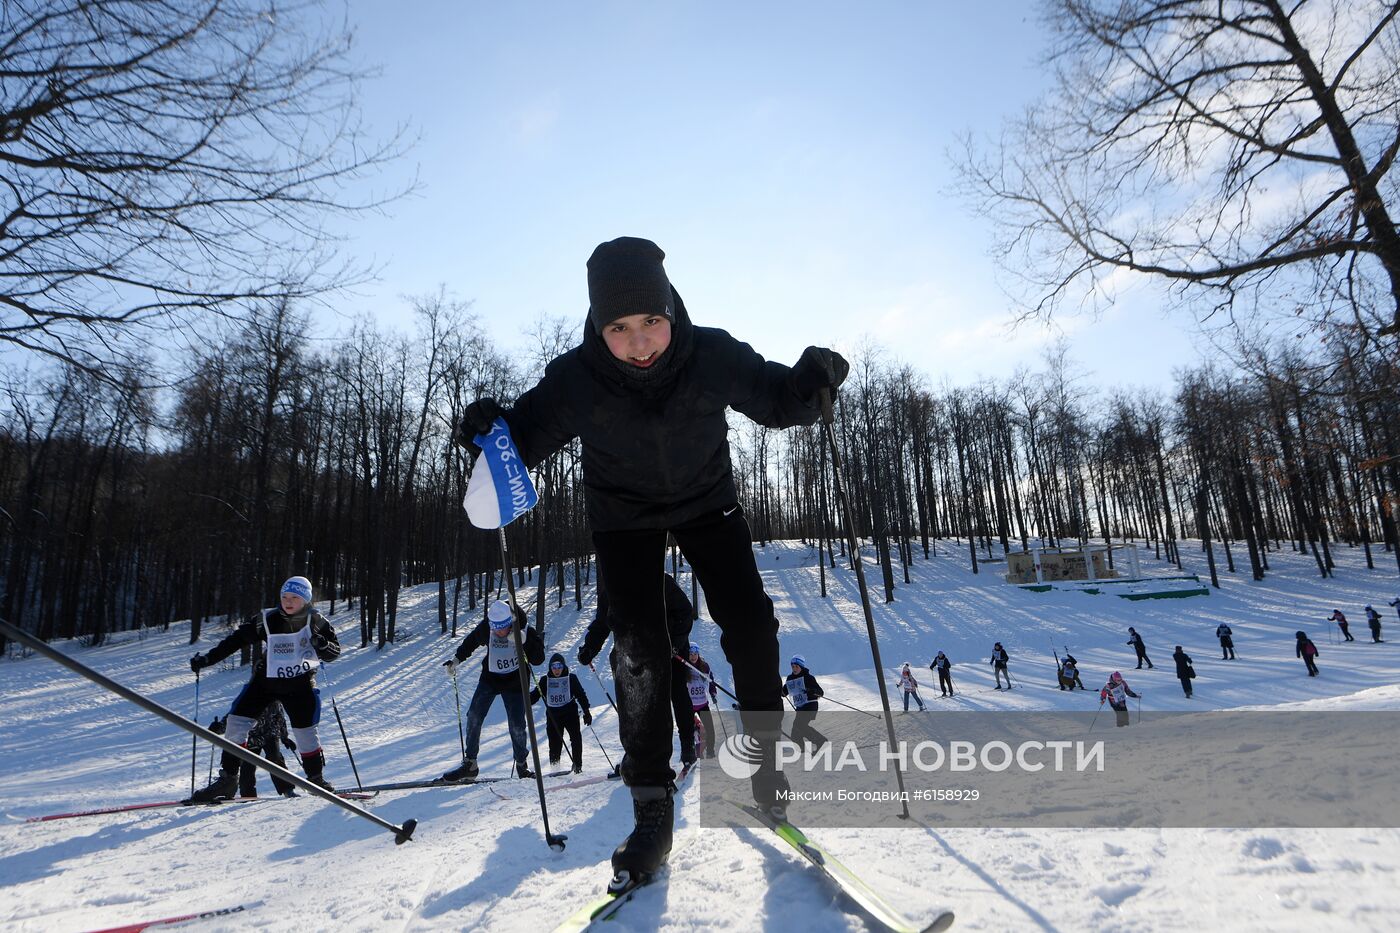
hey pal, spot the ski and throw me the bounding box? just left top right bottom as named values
left=551, top=761, right=700, bottom=932
left=359, top=769, right=572, bottom=794
left=81, top=900, right=262, bottom=932
left=731, top=801, right=954, bottom=933
left=27, top=792, right=375, bottom=823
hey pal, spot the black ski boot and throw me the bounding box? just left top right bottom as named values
left=610, top=783, right=676, bottom=888
left=516, top=760, right=534, bottom=779
left=185, top=770, right=238, bottom=805
left=301, top=749, right=334, bottom=792
left=442, top=758, right=479, bottom=782
left=752, top=767, right=791, bottom=822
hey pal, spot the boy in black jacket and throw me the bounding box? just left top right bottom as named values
left=531, top=653, right=592, bottom=773
left=455, top=236, right=847, bottom=881
left=441, top=599, right=546, bottom=781
left=187, top=576, right=341, bottom=802
left=782, top=655, right=827, bottom=748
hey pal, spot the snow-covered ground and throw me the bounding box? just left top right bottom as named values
left=3, top=539, right=1399, bottom=931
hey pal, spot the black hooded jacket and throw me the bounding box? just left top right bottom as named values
left=452, top=611, right=546, bottom=687
left=530, top=652, right=591, bottom=713
left=500, top=290, right=821, bottom=531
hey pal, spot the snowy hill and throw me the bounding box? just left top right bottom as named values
left=3, top=539, right=1398, bottom=931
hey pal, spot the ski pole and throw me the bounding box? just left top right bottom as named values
left=587, top=661, right=619, bottom=715
left=450, top=667, right=467, bottom=761
left=317, top=668, right=362, bottom=792
left=1089, top=697, right=1104, bottom=733
left=191, top=669, right=201, bottom=798
left=1137, top=693, right=1143, bottom=725
left=818, top=694, right=883, bottom=720
left=819, top=386, right=910, bottom=819
left=498, top=527, right=567, bottom=852
left=585, top=719, right=616, bottom=772
left=207, top=726, right=217, bottom=783
left=674, top=654, right=740, bottom=706
left=0, top=618, right=415, bottom=844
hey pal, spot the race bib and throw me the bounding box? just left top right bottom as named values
left=487, top=632, right=520, bottom=674
left=546, top=675, right=571, bottom=707
left=266, top=621, right=318, bottom=679
left=687, top=672, right=710, bottom=709
left=787, top=675, right=809, bottom=707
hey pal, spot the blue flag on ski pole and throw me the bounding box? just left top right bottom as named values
left=463, top=417, right=539, bottom=529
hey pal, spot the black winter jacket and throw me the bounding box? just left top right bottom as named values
left=500, top=292, right=821, bottom=531
left=205, top=608, right=340, bottom=695
left=782, top=667, right=824, bottom=711
left=530, top=653, right=592, bottom=714
left=453, top=616, right=546, bottom=687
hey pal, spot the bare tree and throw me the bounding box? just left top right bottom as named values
left=962, top=0, right=1400, bottom=340
left=0, top=0, right=407, bottom=369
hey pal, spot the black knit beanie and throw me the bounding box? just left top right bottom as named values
left=586, top=237, right=675, bottom=334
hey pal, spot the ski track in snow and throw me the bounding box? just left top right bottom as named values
left=3, top=540, right=1399, bottom=931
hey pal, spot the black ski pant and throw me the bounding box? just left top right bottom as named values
left=1178, top=676, right=1192, bottom=698
left=544, top=705, right=583, bottom=768
left=607, top=648, right=698, bottom=764
left=790, top=703, right=826, bottom=747
left=238, top=737, right=294, bottom=797
left=1338, top=624, right=1354, bottom=642
left=1111, top=701, right=1130, bottom=727
left=1371, top=623, right=1383, bottom=643
left=1303, top=655, right=1319, bottom=676
left=594, top=505, right=781, bottom=788
left=1220, top=637, right=1236, bottom=657
left=695, top=706, right=716, bottom=757
left=1135, top=649, right=1153, bottom=669
left=219, top=679, right=322, bottom=778
left=937, top=669, right=954, bottom=696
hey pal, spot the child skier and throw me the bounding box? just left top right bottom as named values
left=1296, top=630, right=1320, bottom=676
left=530, top=653, right=592, bottom=773
left=1127, top=626, right=1154, bottom=669
left=1329, top=609, right=1354, bottom=641
left=990, top=642, right=1011, bottom=689
left=1172, top=646, right=1195, bottom=698
left=1099, top=672, right=1139, bottom=727
left=782, top=655, right=826, bottom=748
left=1365, top=606, right=1384, bottom=643
left=684, top=643, right=720, bottom=760
left=1216, top=622, right=1237, bottom=657
left=1058, top=655, right=1084, bottom=690
left=186, top=576, right=341, bottom=802
left=440, top=599, right=546, bottom=782
left=898, top=662, right=925, bottom=711
left=930, top=651, right=954, bottom=697
left=454, top=235, right=849, bottom=883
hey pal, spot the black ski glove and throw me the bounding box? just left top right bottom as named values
left=190, top=654, right=209, bottom=673
left=453, top=398, right=505, bottom=451
left=790, top=346, right=850, bottom=400
left=577, top=644, right=597, bottom=668
left=282, top=736, right=298, bottom=752
left=208, top=716, right=226, bottom=735
left=582, top=709, right=592, bottom=726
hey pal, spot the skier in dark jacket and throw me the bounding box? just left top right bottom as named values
left=1365, top=606, right=1384, bottom=643
left=1329, top=609, right=1354, bottom=642
left=990, top=642, right=1011, bottom=689
left=530, top=653, right=592, bottom=773
left=1172, top=646, right=1195, bottom=698
left=187, top=576, right=341, bottom=802
left=1057, top=654, right=1085, bottom=690
left=1216, top=623, right=1237, bottom=658
left=1127, top=627, right=1154, bottom=669
left=930, top=651, right=954, bottom=696
left=578, top=573, right=699, bottom=765
left=1296, top=630, right=1320, bottom=676
left=1099, top=671, right=1139, bottom=727
left=782, top=655, right=826, bottom=748
left=440, top=599, right=546, bottom=782
left=453, top=235, right=850, bottom=883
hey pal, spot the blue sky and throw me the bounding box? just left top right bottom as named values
left=328, top=0, right=1207, bottom=390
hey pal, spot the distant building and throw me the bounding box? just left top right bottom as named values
left=1006, top=547, right=1118, bottom=584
